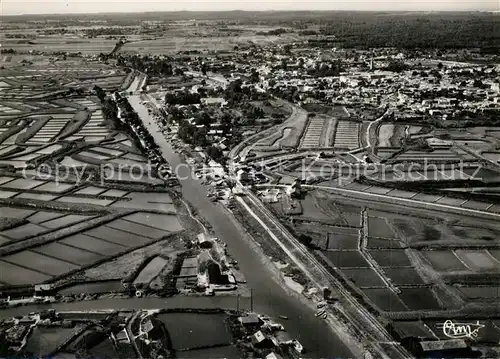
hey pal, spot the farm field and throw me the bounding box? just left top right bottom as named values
left=24, top=325, right=85, bottom=357
left=398, top=288, right=441, bottom=311
left=383, top=267, right=425, bottom=285
left=334, top=121, right=359, bottom=150
left=360, top=286, right=445, bottom=313
left=279, top=191, right=362, bottom=227
left=300, top=116, right=326, bottom=149
left=323, top=250, right=370, bottom=268
left=57, top=280, right=124, bottom=296
left=376, top=124, right=411, bottom=148
left=294, top=195, right=346, bottom=225
left=361, top=288, right=408, bottom=312
left=310, top=171, right=500, bottom=218
left=326, top=229, right=360, bottom=250
left=299, top=115, right=337, bottom=149
left=456, top=286, right=500, bottom=300
left=424, top=318, right=500, bottom=342
left=133, top=256, right=169, bottom=285
left=369, top=250, right=411, bottom=267
left=421, top=250, right=469, bottom=272
left=254, top=108, right=308, bottom=150
left=0, top=308, right=257, bottom=359
left=368, top=216, right=398, bottom=239
left=454, top=249, right=500, bottom=271
left=367, top=237, right=404, bottom=249
left=285, top=190, right=500, bottom=318
left=341, top=268, right=386, bottom=287
left=1, top=37, right=118, bottom=55
left=122, top=35, right=297, bottom=54
left=2, top=15, right=500, bottom=359
left=79, top=239, right=182, bottom=282
left=0, top=60, right=189, bottom=290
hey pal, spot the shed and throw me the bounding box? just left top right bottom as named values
left=251, top=330, right=274, bottom=348
left=197, top=251, right=224, bottom=284
left=239, top=314, right=262, bottom=327
left=237, top=169, right=251, bottom=184
left=197, top=233, right=214, bottom=248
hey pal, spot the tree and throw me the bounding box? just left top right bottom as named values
left=281, top=59, right=288, bottom=70
left=386, top=60, right=408, bottom=73
left=220, top=114, right=232, bottom=133
left=193, top=127, right=208, bottom=147
left=94, top=85, right=106, bottom=101
left=250, top=70, right=259, bottom=83
left=298, top=234, right=313, bottom=247
left=473, top=79, right=484, bottom=88
left=206, top=146, right=223, bottom=162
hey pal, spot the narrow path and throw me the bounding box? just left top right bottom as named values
left=180, top=197, right=207, bottom=233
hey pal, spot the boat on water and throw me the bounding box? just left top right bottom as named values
left=279, top=315, right=288, bottom=320
left=290, top=339, right=304, bottom=354
left=315, top=310, right=325, bottom=317
left=322, top=313, right=328, bottom=319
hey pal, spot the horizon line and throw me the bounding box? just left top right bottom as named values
left=3, top=9, right=497, bottom=17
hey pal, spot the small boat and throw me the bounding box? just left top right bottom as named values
left=315, top=310, right=325, bottom=317
left=291, top=339, right=304, bottom=354
left=278, top=315, right=288, bottom=320
left=322, top=313, right=328, bottom=319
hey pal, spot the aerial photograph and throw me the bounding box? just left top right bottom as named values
left=0, top=0, right=498, bottom=358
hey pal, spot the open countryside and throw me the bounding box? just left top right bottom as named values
left=0, top=9, right=499, bottom=359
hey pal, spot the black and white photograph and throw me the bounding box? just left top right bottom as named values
left=0, top=0, right=499, bottom=358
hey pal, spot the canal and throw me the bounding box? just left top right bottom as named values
left=127, top=94, right=354, bottom=358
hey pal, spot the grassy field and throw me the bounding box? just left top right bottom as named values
left=121, top=34, right=297, bottom=54
left=24, top=325, right=85, bottom=357
left=0, top=61, right=191, bottom=291
left=79, top=239, right=180, bottom=282
left=367, top=216, right=398, bottom=239
left=454, top=249, right=499, bottom=271
left=376, top=124, right=409, bottom=148
left=361, top=288, right=407, bottom=312
left=255, top=109, right=308, bottom=149
left=421, top=250, right=468, bottom=272
left=323, top=250, right=369, bottom=268
left=483, top=152, right=500, bottom=163
left=334, top=121, right=359, bottom=149
left=369, top=250, right=411, bottom=267
left=295, top=190, right=500, bottom=317
left=377, top=124, right=394, bottom=147
left=1, top=37, right=117, bottom=54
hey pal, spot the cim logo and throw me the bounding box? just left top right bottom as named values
left=439, top=320, right=485, bottom=340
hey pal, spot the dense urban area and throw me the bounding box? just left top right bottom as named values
left=0, top=10, right=499, bottom=359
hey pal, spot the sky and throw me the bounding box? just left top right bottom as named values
left=2, top=0, right=498, bottom=15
